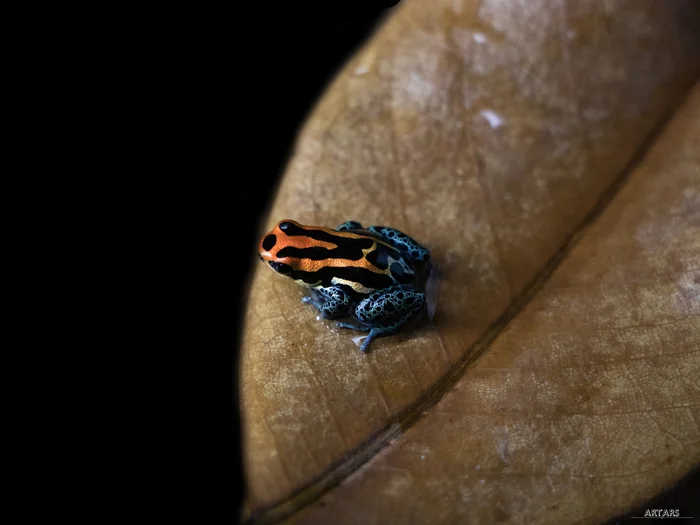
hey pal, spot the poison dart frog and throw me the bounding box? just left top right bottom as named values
left=258, top=219, right=432, bottom=353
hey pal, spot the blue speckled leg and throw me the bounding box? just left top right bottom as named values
left=367, top=225, right=430, bottom=266
left=336, top=220, right=363, bottom=232
left=302, top=286, right=351, bottom=319
left=336, top=285, right=426, bottom=352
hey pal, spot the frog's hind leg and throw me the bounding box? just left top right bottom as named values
left=348, top=317, right=421, bottom=353
left=336, top=220, right=363, bottom=231
left=337, top=285, right=426, bottom=352
left=367, top=226, right=430, bottom=265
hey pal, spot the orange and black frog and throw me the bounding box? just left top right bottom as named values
left=258, top=219, right=431, bottom=353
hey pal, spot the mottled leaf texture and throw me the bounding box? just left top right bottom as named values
left=240, top=1, right=700, bottom=524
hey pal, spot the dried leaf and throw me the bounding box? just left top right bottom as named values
left=240, top=1, right=700, bottom=523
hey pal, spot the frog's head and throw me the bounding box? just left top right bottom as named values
left=258, top=219, right=371, bottom=279
left=257, top=219, right=312, bottom=277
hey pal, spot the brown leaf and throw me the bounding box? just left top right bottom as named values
left=240, top=1, right=700, bottom=523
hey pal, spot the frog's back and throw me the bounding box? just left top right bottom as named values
left=307, top=227, right=419, bottom=292
left=323, top=226, right=423, bottom=291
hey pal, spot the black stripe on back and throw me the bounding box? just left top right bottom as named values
left=365, top=248, right=389, bottom=270
left=281, top=222, right=348, bottom=244
left=277, top=239, right=373, bottom=261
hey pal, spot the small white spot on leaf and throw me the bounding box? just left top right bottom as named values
left=480, top=109, right=505, bottom=128
left=472, top=32, right=487, bottom=44
left=354, top=64, right=369, bottom=76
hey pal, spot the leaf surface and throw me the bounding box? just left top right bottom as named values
left=240, top=1, right=700, bottom=523
left=288, top=79, right=700, bottom=525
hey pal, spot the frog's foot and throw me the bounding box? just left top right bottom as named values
left=335, top=323, right=406, bottom=353
left=302, top=295, right=324, bottom=311
left=335, top=322, right=379, bottom=353
left=359, top=327, right=394, bottom=353
left=336, top=220, right=363, bottom=232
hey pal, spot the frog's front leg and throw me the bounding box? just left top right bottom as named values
left=336, top=285, right=426, bottom=352
left=302, top=286, right=351, bottom=319
left=367, top=225, right=430, bottom=265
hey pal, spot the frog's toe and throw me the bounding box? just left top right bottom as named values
left=336, top=321, right=369, bottom=332
left=359, top=329, right=383, bottom=352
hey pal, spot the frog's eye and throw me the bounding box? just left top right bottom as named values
left=269, top=261, right=293, bottom=274
left=279, top=221, right=292, bottom=231
left=262, top=234, right=276, bottom=251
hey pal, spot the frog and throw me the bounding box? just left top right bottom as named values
left=257, top=219, right=432, bottom=353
